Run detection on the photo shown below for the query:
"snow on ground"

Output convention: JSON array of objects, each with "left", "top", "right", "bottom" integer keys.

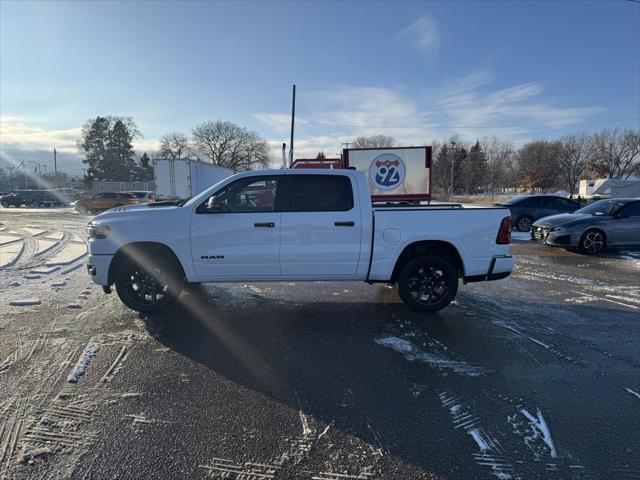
[
  {"left": 45, "top": 241, "right": 87, "bottom": 266},
  {"left": 43, "top": 231, "right": 64, "bottom": 241},
  {"left": 8, "top": 298, "right": 41, "bottom": 307},
  {"left": 22, "top": 227, "right": 47, "bottom": 237},
  {"left": 0, "top": 233, "right": 22, "bottom": 246},
  {"left": 626, "top": 388, "right": 640, "bottom": 400},
  {"left": 35, "top": 238, "right": 59, "bottom": 255},
  {"left": 67, "top": 342, "right": 101, "bottom": 383},
  {"left": 511, "top": 231, "right": 532, "bottom": 241},
  {"left": 0, "top": 241, "right": 25, "bottom": 268},
  {"left": 30, "top": 266, "right": 61, "bottom": 275},
  {"left": 374, "top": 335, "right": 487, "bottom": 377}
]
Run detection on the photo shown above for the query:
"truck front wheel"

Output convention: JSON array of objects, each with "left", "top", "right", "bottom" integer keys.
[
  {"left": 114, "top": 256, "right": 183, "bottom": 313},
  {"left": 397, "top": 254, "right": 458, "bottom": 313}
]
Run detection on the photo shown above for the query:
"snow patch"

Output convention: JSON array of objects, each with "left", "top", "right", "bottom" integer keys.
[
  {"left": 67, "top": 342, "right": 100, "bottom": 383},
  {"left": 468, "top": 428, "right": 490, "bottom": 451},
  {"left": 9, "top": 298, "right": 41, "bottom": 307},
  {"left": 30, "top": 266, "right": 60, "bottom": 275},
  {"left": 0, "top": 241, "right": 24, "bottom": 268},
  {"left": 35, "top": 238, "right": 58, "bottom": 255},
  {"left": 625, "top": 388, "right": 640, "bottom": 400},
  {"left": 511, "top": 231, "right": 532, "bottom": 241},
  {"left": 519, "top": 408, "right": 557, "bottom": 458},
  {"left": 45, "top": 241, "right": 87, "bottom": 266},
  {"left": 375, "top": 336, "right": 486, "bottom": 376}
]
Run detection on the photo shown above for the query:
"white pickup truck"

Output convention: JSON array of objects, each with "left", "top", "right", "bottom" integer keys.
[{"left": 86, "top": 169, "right": 514, "bottom": 314}]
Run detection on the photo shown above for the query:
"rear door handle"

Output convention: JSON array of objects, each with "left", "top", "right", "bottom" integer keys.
[
  {"left": 254, "top": 222, "right": 275, "bottom": 228},
  {"left": 334, "top": 221, "right": 355, "bottom": 227}
]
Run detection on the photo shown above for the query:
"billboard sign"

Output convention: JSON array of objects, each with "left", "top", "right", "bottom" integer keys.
[{"left": 344, "top": 146, "right": 431, "bottom": 201}]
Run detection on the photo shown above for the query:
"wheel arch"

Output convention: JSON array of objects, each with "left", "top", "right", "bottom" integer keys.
[
  {"left": 389, "top": 240, "right": 464, "bottom": 284},
  {"left": 108, "top": 241, "right": 186, "bottom": 285}
]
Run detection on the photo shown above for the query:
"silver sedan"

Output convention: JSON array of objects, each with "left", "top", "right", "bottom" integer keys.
[{"left": 531, "top": 198, "right": 640, "bottom": 254}]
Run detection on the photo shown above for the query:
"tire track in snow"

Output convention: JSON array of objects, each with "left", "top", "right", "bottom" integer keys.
[{"left": 438, "top": 390, "right": 591, "bottom": 480}]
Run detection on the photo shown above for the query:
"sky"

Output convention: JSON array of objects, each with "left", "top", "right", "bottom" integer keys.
[{"left": 1, "top": 0, "right": 639, "bottom": 175}]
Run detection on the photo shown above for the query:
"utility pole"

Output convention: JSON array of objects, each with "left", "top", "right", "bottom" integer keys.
[
  {"left": 53, "top": 148, "right": 57, "bottom": 176},
  {"left": 289, "top": 84, "right": 296, "bottom": 167},
  {"left": 340, "top": 142, "right": 351, "bottom": 150},
  {"left": 449, "top": 140, "right": 456, "bottom": 200}
]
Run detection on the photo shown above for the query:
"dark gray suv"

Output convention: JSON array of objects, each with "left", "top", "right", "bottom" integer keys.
[{"left": 499, "top": 195, "right": 580, "bottom": 232}]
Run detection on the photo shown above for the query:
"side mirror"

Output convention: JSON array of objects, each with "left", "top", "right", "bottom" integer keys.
[{"left": 206, "top": 196, "right": 229, "bottom": 213}]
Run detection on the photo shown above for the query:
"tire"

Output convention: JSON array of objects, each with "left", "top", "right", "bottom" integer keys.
[
  {"left": 516, "top": 215, "right": 534, "bottom": 232},
  {"left": 396, "top": 254, "right": 459, "bottom": 313},
  {"left": 579, "top": 229, "right": 606, "bottom": 255},
  {"left": 0, "top": 201, "right": 8, "bottom": 208},
  {"left": 114, "top": 256, "right": 184, "bottom": 313}
]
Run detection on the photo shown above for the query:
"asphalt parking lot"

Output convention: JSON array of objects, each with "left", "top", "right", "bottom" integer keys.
[{"left": 1, "top": 207, "right": 639, "bottom": 480}]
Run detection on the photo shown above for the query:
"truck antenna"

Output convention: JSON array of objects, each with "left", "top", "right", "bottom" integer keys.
[{"left": 289, "top": 84, "right": 296, "bottom": 167}]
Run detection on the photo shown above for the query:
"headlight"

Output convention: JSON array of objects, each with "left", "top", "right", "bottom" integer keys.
[{"left": 87, "top": 223, "right": 111, "bottom": 239}]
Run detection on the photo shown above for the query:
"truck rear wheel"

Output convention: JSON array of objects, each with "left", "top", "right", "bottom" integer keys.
[
  {"left": 114, "top": 256, "right": 183, "bottom": 313},
  {"left": 397, "top": 254, "right": 458, "bottom": 313}
]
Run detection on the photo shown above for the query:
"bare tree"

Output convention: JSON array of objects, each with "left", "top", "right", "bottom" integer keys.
[
  {"left": 557, "top": 133, "right": 592, "bottom": 196},
  {"left": 159, "top": 132, "right": 189, "bottom": 160},
  {"left": 589, "top": 128, "right": 640, "bottom": 179},
  {"left": 482, "top": 137, "right": 514, "bottom": 197},
  {"left": 517, "top": 139, "right": 562, "bottom": 191},
  {"left": 191, "top": 121, "right": 271, "bottom": 172},
  {"left": 351, "top": 135, "right": 396, "bottom": 149}
]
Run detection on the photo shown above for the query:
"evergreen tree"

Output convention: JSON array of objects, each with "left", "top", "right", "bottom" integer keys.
[
  {"left": 138, "top": 152, "right": 153, "bottom": 181},
  {"left": 78, "top": 116, "right": 141, "bottom": 182},
  {"left": 464, "top": 140, "right": 488, "bottom": 194},
  {"left": 107, "top": 120, "right": 137, "bottom": 180},
  {"left": 79, "top": 116, "right": 110, "bottom": 182},
  {"left": 316, "top": 151, "right": 326, "bottom": 160}
]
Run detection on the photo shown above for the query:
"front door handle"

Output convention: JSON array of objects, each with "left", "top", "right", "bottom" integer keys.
[
  {"left": 335, "top": 221, "right": 355, "bottom": 227},
  {"left": 254, "top": 222, "right": 275, "bottom": 228}
]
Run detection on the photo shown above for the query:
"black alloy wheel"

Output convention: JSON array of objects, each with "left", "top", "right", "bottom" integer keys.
[
  {"left": 115, "top": 257, "right": 183, "bottom": 313},
  {"left": 397, "top": 254, "right": 458, "bottom": 313}
]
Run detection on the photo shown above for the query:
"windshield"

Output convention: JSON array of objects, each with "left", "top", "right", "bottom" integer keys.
[{"left": 575, "top": 200, "right": 627, "bottom": 216}]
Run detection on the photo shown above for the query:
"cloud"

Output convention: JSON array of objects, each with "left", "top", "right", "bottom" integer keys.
[
  {"left": 0, "top": 116, "right": 81, "bottom": 154},
  {"left": 255, "top": 70, "right": 605, "bottom": 157},
  {"left": 0, "top": 116, "right": 162, "bottom": 174},
  {"left": 401, "top": 15, "right": 439, "bottom": 54}
]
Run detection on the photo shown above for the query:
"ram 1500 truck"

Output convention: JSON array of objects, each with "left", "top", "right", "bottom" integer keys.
[{"left": 86, "top": 169, "right": 514, "bottom": 314}]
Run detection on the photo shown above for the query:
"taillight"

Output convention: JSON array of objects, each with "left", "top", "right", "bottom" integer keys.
[{"left": 496, "top": 216, "right": 512, "bottom": 244}]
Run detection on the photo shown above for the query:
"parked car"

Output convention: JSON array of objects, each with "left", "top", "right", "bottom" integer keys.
[
  {"left": 0, "top": 190, "right": 66, "bottom": 208},
  {"left": 126, "top": 191, "right": 156, "bottom": 203},
  {"left": 86, "top": 169, "right": 514, "bottom": 314},
  {"left": 498, "top": 195, "right": 580, "bottom": 232},
  {"left": 532, "top": 198, "right": 640, "bottom": 254},
  {"left": 74, "top": 192, "right": 139, "bottom": 213}
]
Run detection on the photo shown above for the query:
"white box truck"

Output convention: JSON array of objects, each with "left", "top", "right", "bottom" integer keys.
[{"left": 154, "top": 158, "right": 232, "bottom": 200}]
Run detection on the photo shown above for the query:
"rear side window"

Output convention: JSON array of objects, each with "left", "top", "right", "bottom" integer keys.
[
  {"left": 117, "top": 193, "right": 137, "bottom": 199},
  {"left": 517, "top": 197, "right": 538, "bottom": 207},
  {"left": 289, "top": 175, "right": 354, "bottom": 212},
  {"left": 618, "top": 201, "right": 640, "bottom": 217}
]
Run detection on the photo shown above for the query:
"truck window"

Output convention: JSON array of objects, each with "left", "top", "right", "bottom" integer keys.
[
  {"left": 289, "top": 175, "right": 354, "bottom": 212},
  {"left": 198, "top": 176, "right": 280, "bottom": 213}
]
